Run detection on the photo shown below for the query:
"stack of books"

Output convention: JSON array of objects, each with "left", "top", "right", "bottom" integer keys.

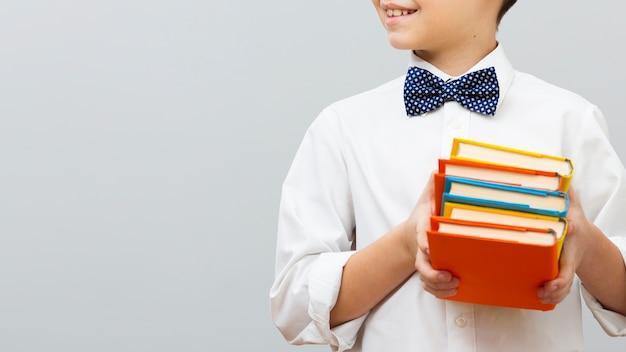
[{"left": 427, "top": 138, "right": 574, "bottom": 310}]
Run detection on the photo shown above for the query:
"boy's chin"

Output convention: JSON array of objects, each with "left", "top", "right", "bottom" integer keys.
[
  {"left": 386, "top": 35, "right": 422, "bottom": 51},
  {"left": 387, "top": 40, "right": 418, "bottom": 51}
]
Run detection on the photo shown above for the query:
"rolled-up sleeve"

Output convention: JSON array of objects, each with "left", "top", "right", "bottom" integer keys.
[
  {"left": 581, "top": 237, "right": 626, "bottom": 336},
  {"left": 571, "top": 106, "right": 626, "bottom": 336},
  {"left": 270, "top": 108, "right": 367, "bottom": 351}
]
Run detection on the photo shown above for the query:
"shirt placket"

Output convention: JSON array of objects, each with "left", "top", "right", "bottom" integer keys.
[
  {"left": 439, "top": 101, "right": 475, "bottom": 351},
  {"left": 445, "top": 301, "right": 477, "bottom": 351},
  {"left": 439, "top": 101, "right": 471, "bottom": 157}
]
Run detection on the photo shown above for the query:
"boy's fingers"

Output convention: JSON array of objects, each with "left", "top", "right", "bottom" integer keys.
[
  {"left": 416, "top": 249, "right": 459, "bottom": 296},
  {"left": 413, "top": 172, "right": 460, "bottom": 298},
  {"left": 540, "top": 277, "right": 573, "bottom": 304},
  {"left": 539, "top": 253, "right": 576, "bottom": 304}
]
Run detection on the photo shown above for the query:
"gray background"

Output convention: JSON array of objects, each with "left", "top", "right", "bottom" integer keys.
[{"left": 0, "top": 1, "right": 624, "bottom": 351}]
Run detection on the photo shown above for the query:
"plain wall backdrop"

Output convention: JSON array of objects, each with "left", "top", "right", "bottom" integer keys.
[{"left": 0, "top": 1, "right": 625, "bottom": 351}]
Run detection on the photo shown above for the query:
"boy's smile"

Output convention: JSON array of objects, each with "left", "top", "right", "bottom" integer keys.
[
  {"left": 377, "top": 2, "right": 419, "bottom": 31},
  {"left": 380, "top": 2, "right": 418, "bottom": 23},
  {"left": 385, "top": 8, "right": 417, "bottom": 17},
  {"left": 384, "top": 8, "right": 418, "bottom": 27},
  {"left": 371, "top": 0, "right": 500, "bottom": 75}
]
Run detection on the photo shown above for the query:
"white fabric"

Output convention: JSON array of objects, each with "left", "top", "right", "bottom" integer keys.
[{"left": 270, "top": 45, "right": 626, "bottom": 352}]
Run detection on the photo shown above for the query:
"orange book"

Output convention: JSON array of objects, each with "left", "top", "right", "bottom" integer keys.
[
  {"left": 442, "top": 202, "right": 567, "bottom": 255},
  {"left": 433, "top": 172, "right": 449, "bottom": 216},
  {"left": 438, "top": 158, "right": 564, "bottom": 190},
  {"left": 450, "top": 138, "right": 574, "bottom": 192},
  {"left": 427, "top": 216, "right": 559, "bottom": 311}
]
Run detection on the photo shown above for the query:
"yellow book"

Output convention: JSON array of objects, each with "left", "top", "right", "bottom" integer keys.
[
  {"left": 450, "top": 138, "right": 574, "bottom": 191},
  {"left": 442, "top": 202, "right": 567, "bottom": 255}
]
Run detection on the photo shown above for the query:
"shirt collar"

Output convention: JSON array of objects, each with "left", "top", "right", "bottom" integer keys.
[{"left": 407, "top": 44, "right": 514, "bottom": 111}]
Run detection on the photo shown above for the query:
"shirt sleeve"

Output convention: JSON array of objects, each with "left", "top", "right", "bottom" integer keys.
[
  {"left": 569, "top": 106, "right": 626, "bottom": 335},
  {"left": 581, "top": 238, "right": 626, "bottom": 336},
  {"left": 269, "top": 108, "right": 367, "bottom": 351}
]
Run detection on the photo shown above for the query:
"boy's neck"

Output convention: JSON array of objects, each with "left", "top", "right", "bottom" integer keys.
[{"left": 414, "top": 39, "right": 498, "bottom": 77}]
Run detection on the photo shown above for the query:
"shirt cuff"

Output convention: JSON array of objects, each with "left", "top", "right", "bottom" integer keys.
[
  {"left": 580, "top": 236, "right": 626, "bottom": 337},
  {"left": 308, "top": 251, "right": 369, "bottom": 352}
]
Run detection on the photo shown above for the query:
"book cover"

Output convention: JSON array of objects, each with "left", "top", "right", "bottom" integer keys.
[
  {"left": 442, "top": 176, "right": 570, "bottom": 218},
  {"left": 450, "top": 138, "right": 574, "bottom": 191},
  {"left": 427, "top": 216, "right": 559, "bottom": 310}
]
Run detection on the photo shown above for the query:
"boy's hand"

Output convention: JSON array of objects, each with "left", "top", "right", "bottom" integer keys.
[
  {"left": 538, "top": 188, "right": 596, "bottom": 305},
  {"left": 406, "top": 173, "right": 459, "bottom": 298}
]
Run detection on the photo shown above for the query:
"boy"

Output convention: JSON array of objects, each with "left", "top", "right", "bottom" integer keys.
[{"left": 270, "top": 0, "right": 626, "bottom": 351}]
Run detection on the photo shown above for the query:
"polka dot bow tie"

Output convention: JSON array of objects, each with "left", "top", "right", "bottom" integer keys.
[{"left": 403, "top": 66, "right": 500, "bottom": 116}]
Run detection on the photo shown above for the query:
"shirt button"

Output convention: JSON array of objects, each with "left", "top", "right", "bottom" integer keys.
[
  {"left": 455, "top": 316, "right": 467, "bottom": 328},
  {"left": 451, "top": 120, "right": 462, "bottom": 129}
]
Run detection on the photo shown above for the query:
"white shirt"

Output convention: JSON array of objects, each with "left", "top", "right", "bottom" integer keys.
[{"left": 270, "top": 45, "right": 626, "bottom": 352}]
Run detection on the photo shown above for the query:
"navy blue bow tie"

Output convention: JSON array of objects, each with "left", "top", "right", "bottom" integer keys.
[{"left": 403, "top": 66, "right": 500, "bottom": 116}]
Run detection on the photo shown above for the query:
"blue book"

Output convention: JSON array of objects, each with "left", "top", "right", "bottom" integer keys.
[{"left": 442, "top": 176, "right": 569, "bottom": 218}]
